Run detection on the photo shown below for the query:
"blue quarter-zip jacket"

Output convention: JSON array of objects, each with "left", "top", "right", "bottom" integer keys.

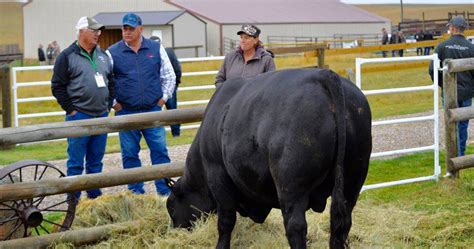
[{"left": 108, "top": 38, "right": 162, "bottom": 110}]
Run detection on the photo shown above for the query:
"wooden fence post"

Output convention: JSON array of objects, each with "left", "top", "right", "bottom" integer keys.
[
  {"left": 443, "top": 59, "right": 459, "bottom": 177},
  {"left": 317, "top": 47, "right": 325, "bottom": 69},
  {"left": 1, "top": 64, "right": 14, "bottom": 150}
]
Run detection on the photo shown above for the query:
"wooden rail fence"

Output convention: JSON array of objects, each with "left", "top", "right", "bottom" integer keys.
[
  {"left": 442, "top": 57, "right": 474, "bottom": 177},
  {"left": 0, "top": 106, "right": 202, "bottom": 247}
]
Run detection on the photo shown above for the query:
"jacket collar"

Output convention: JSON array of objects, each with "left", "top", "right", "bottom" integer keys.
[
  {"left": 238, "top": 45, "right": 267, "bottom": 61},
  {"left": 121, "top": 36, "right": 151, "bottom": 52}
]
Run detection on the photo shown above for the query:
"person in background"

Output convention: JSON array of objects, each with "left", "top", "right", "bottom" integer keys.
[
  {"left": 415, "top": 29, "right": 424, "bottom": 56},
  {"left": 423, "top": 31, "right": 434, "bottom": 55},
  {"left": 150, "top": 36, "right": 182, "bottom": 137},
  {"left": 38, "top": 44, "right": 46, "bottom": 65},
  {"left": 381, "top": 27, "right": 389, "bottom": 58},
  {"left": 215, "top": 24, "right": 275, "bottom": 87},
  {"left": 397, "top": 31, "right": 406, "bottom": 57},
  {"left": 51, "top": 16, "right": 114, "bottom": 201},
  {"left": 389, "top": 30, "right": 399, "bottom": 57},
  {"left": 429, "top": 16, "right": 474, "bottom": 157},
  {"left": 46, "top": 43, "right": 54, "bottom": 65},
  {"left": 107, "top": 13, "right": 176, "bottom": 196},
  {"left": 52, "top": 40, "right": 61, "bottom": 64}
]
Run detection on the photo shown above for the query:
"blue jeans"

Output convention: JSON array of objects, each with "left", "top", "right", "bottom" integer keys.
[
  {"left": 457, "top": 98, "right": 472, "bottom": 156},
  {"left": 165, "top": 87, "right": 181, "bottom": 137},
  {"left": 66, "top": 111, "right": 108, "bottom": 200},
  {"left": 116, "top": 105, "right": 171, "bottom": 196}
]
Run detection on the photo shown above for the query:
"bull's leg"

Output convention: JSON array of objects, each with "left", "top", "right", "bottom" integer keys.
[
  {"left": 280, "top": 196, "right": 309, "bottom": 249},
  {"left": 206, "top": 162, "right": 239, "bottom": 249},
  {"left": 216, "top": 208, "right": 236, "bottom": 249},
  {"left": 329, "top": 159, "right": 369, "bottom": 249},
  {"left": 329, "top": 197, "right": 352, "bottom": 249}
]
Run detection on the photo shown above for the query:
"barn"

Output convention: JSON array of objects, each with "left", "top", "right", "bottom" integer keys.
[
  {"left": 93, "top": 11, "right": 207, "bottom": 57},
  {"left": 22, "top": 0, "right": 206, "bottom": 58},
  {"left": 167, "top": 0, "right": 391, "bottom": 55},
  {"left": 22, "top": 0, "right": 390, "bottom": 58}
]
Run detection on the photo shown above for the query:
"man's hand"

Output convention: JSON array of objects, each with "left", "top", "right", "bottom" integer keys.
[
  {"left": 113, "top": 102, "right": 122, "bottom": 112},
  {"left": 158, "top": 99, "right": 166, "bottom": 106},
  {"left": 69, "top": 110, "right": 77, "bottom": 116}
]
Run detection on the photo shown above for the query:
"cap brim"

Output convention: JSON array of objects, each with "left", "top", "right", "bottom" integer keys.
[
  {"left": 90, "top": 24, "right": 105, "bottom": 30},
  {"left": 123, "top": 22, "right": 139, "bottom": 28},
  {"left": 237, "top": 31, "right": 257, "bottom": 37}
]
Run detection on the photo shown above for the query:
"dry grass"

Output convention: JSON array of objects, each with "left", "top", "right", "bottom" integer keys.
[{"left": 53, "top": 176, "right": 473, "bottom": 248}]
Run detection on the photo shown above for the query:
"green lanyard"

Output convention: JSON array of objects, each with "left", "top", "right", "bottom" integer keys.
[{"left": 77, "top": 42, "right": 98, "bottom": 72}]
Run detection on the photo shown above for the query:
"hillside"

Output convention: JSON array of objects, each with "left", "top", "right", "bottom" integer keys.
[{"left": 356, "top": 4, "right": 474, "bottom": 24}]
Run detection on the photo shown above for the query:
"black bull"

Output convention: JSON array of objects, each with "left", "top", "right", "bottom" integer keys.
[{"left": 167, "top": 68, "right": 372, "bottom": 249}]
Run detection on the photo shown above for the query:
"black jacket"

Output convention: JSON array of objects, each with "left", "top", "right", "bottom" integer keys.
[
  {"left": 429, "top": 34, "right": 474, "bottom": 101},
  {"left": 165, "top": 47, "right": 182, "bottom": 85},
  {"left": 38, "top": 48, "right": 46, "bottom": 61}
]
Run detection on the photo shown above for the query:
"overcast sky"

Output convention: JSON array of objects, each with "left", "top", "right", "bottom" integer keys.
[{"left": 341, "top": 0, "right": 473, "bottom": 4}]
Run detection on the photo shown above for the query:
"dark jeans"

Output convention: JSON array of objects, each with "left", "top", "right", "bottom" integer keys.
[
  {"left": 66, "top": 111, "right": 108, "bottom": 200},
  {"left": 165, "top": 87, "right": 180, "bottom": 137},
  {"left": 416, "top": 47, "right": 423, "bottom": 55},
  {"left": 424, "top": 47, "right": 431, "bottom": 55}
]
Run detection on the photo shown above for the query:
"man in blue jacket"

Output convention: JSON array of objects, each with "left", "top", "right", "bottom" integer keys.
[
  {"left": 107, "top": 13, "right": 176, "bottom": 196},
  {"left": 51, "top": 16, "right": 114, "bottom": 200}
]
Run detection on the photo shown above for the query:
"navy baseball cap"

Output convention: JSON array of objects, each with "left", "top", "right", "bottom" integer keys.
[
  {"left": 122, "top": 13, "right": 142, "bottom": 28},
  {"left": 447, "top": 16, "right": 467, "bottom": 29}
]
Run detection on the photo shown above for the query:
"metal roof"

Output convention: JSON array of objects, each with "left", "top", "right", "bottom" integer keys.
[
  {"left": 167, "top": 0, "right": 389, "bottom": 24},
  {"left": 93, "top": 10, "right": 186, "bottom": 26}
]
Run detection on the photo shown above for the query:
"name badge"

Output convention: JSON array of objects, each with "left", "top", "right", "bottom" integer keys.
[{"left": 95, "top": 72, "right": 106, "bottom": 88}]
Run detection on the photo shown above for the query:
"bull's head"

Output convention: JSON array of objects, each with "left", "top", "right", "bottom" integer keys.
[{"left": 166, "top": 178, "right": 216, "bottom": 228}]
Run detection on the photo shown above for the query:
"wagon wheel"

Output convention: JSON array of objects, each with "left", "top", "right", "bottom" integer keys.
[{"left": 0, "top": 160, "right": 77, "bottom": 240}]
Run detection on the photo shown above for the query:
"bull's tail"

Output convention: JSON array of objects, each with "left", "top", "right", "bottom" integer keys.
[{"left": 321, "top": 70, "right": 349, "bottom": 249}]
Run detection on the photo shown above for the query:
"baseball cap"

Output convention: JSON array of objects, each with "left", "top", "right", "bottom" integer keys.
[
  {"left": 447, "top": 16, "right": 467, "bottom": 29},
  {"left": 76, "top": 16, "right": 104, "bottom": 30},
  {"left": 122, "top": 13, "right": 142, "bottom": 28},
  {"left": 237, "top": 24, "right": 261, "bottom": 37}
]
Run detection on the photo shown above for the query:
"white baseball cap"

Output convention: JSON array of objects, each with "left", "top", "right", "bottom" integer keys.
[{"left": 76, "top": 16, "right": 104, "bottom": 30}]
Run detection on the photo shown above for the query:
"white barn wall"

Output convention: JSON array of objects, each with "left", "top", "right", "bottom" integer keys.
[
  {"left": 142, "top": 25, "right": 173, "bottom": 46},
  {"left": 169, "top": 12, "right": 206, "bottom": 58},
  {"left": 205, "top": 22, "right": 221, "bottom": 56},
  {"left": 23, "top": 0, "right": 179, "bottom": 58}
]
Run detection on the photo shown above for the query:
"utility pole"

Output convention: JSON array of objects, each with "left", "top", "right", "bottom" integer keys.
[{"left": 400, "top": 0, "right": 404, "bottom": 23}]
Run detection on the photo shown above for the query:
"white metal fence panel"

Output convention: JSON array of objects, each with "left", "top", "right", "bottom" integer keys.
[
  {"left": 11, "top": 58, "right": 220, "bottom": 129},
  {"left": 356, "top": 54, "right": 441, "bottom": 192}
]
